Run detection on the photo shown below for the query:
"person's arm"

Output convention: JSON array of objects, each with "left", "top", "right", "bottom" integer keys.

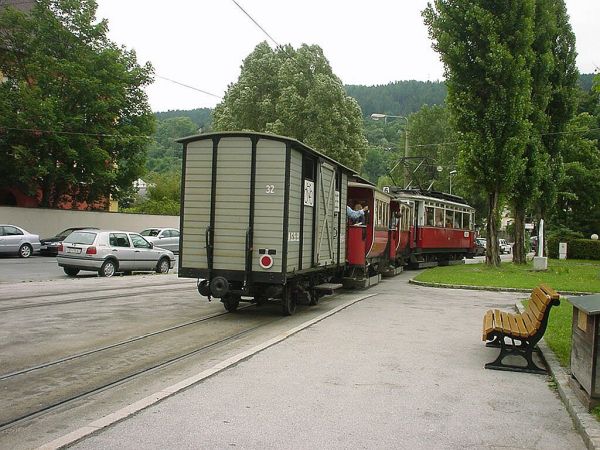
[{"left": 346, "top": 205, "right": 364, "bottom": 220}]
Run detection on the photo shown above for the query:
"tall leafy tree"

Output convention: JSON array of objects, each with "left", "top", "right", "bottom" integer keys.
[
  {"left": 424, "top": 0, "right": 535, "bottom": 266},
  {"left": 212, "top": 42, "right": 368, "bottom": 170},
  {"left": 510, "top": 0, "right": 555, "bottom": 264},
  {"left": 0, "top": 0, "right": 154, "bottom": 208},
  {"left": 535, "top": 0, "right": 579, "bottom": 229}
]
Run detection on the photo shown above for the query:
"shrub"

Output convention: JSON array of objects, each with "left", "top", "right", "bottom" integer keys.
[{"left": 548, "top": 237, "right": 600, "bottom": 260}]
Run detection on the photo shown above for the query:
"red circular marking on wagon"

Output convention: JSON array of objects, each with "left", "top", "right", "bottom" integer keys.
[{"left": 259, "top": 254, "right": 274, "bottom": 269}]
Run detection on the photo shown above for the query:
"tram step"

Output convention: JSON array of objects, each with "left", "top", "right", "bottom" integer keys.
[{"left": 315, "top": 283, "right": 343, "bottom": 294}]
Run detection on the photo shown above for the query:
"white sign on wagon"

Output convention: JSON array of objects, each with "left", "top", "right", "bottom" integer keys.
[{"left": 304, "top": 180, "right": 314, "bottom": 207}]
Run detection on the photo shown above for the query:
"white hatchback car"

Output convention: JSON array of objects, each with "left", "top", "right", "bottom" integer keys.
[
  {"left": 140, "top": 227, "right": 180, "bottom": 253},
  {"left": 56, "top": 229, "right": 175, "bottom": 277}
]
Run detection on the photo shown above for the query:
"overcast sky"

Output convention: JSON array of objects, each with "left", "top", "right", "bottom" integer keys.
[{"left": 95, "top": 0, "right": 599, "bottom": 113}]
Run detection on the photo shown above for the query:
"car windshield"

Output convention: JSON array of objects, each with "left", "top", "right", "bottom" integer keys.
[
  {"left": 63, "top": 231, "right": 97, "bottom": 245},
  {"left": 140, "top": 229, "right": 160, "bottom": 237}
]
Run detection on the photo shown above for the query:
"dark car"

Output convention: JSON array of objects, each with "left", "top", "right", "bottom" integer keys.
[
  {"left": 40, "top": 227, "right": 99, "bottom": 256},
  {"left": 474, "top": 237, "right": 486, "bottom": 256}
]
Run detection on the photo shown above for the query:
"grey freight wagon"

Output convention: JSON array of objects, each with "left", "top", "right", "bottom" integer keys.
[{"left": 177, "top": 132, "right": 355, "bottom": 315}]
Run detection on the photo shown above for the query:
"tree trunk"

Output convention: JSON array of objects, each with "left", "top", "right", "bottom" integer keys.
[
  {"left": 486, "top": 190, "right": 501, "bottom": 267},
  {"left": 512, "top": 206, "right": 527, "bottom": 264}
]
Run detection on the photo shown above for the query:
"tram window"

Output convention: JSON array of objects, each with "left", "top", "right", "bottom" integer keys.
[
  {"left": 445, "top": 209, "right": 453, "bottom": 227},
  {"left": 454, "top": 211, "right": 461, "bottom": 228},
  {"left": 425, "top": 207, "right": 434, "bottom": 226},
  {"left": 463, "top": 212, "right": 471, "bottom": 229},
  {"left": 435, "top": 208, "right": 443, "bottom": 227}
]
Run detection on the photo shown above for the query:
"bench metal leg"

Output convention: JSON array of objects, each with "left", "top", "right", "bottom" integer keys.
[{"left": 484, "top": 334, "right": 546, "bottom": 375}]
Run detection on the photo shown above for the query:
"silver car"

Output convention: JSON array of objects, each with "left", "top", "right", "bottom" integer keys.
[
  {"left": 0, "top": 224, "right": 41, "bottom": 258},
  {"left": 140, "top": 227, "right": 180, "bottom": 253},
  {"left": 56, "top": 229, "right": 175, "bottom": 277}
]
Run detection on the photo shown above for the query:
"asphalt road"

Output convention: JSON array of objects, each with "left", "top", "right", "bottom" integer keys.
[
  {"left": 0, "top": 254, "right": 513, "bottom": 284},
  {"left": 0, "top": 255, "right": 179, "bottom": 284}
]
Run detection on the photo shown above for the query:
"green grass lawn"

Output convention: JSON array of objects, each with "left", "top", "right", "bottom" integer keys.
[
  {"left": 414, "top": 259, "right": 600, "bottom": 369},
  {"left": 413, "top": 258, "right": 600, "bottom": 293}
]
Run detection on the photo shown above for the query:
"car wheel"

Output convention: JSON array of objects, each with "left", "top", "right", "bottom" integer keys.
[
  {"left": 63, "top": 267, "right": 80, "bottom": 277},
  {"left": 99, "top": 260, "right": 117, "bottom": 277},
  {"left": 18, "top": 243, "right": 33, "bottom": 258},
  {"left": 156, "top": 257, "right": 170, "bottom": 274}
]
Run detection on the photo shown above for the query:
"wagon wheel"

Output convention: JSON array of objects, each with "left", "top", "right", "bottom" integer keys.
[
  {"left": 222, "top": 294, "right": 240, "bottom": 313},
  {"left": 308, "top": 287, "right": 319, "bottom": 306},
  {"left": 281, "top": 284, "right": 297, "bottom": 316}
]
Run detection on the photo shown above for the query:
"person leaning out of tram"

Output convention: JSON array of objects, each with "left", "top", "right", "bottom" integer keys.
[{"left": 346, "top": 203, "right": 368, "bottom": 225}]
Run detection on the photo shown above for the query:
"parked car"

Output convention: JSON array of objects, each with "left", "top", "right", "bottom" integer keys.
[
  {"left": 0, "top": 224, "right": 41, "bottom": 258},
  {"left": 474, "top": 237, "right": 486, "bottom": 256},
  {"left": 40, "top": 227, "right": 99, "bottom": 256},
  {"left": 56, "top": 229, "right": 175, "bottom": 277},
  {"left": 140, "top": 227, "right": 180, "bottom": 253},
  {"left": 498, "top": 238, "right": 512, "bottom": 254}
]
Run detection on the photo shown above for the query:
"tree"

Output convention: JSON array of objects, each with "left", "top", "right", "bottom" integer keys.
[
  {"left": 424, "top": 0, "right": 535, "bottom": 266},
  {"left": 146, "top": 117, "right": 198, "bottom": 173},
  {"left": 212, "top": 42, "right": 368, "bottom": 170},
  {"left": 553, "top": 113, "right": 600, "bottom": 235},
  {"left": 0, "top": 0, "right": 154, "bottom": 208},
  {"left": 509, "top": 0, "right": 556, "bottom": 264},
  {"left": 533, "top": 0, "right": 579, "bottom": 253},
  {"left": 124, "top": 171, "right": 181, "bottom": 216}
]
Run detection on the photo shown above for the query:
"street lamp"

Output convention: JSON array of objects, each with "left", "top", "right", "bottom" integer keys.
[
  {"left": 449, "top": 170, "right": 457, "bottom": 195},
  {"left": 371, "top": 113, "right": 409, "bottom": 183}
]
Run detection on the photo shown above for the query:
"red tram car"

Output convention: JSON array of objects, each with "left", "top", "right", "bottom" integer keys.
[{"left": 344, "top": 182, "right": 477, "bottom": 286}]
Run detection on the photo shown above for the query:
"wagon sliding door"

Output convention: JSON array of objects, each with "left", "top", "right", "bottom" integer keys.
[{"left": 315, "top": 162, "right": 338, "bottom": 266}]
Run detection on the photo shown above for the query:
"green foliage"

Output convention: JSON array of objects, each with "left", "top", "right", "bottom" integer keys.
[
  {"left": 553, "top": 113, "right": 600, "bottom": 235},
  {"left": 345, "top": 81, "right": 447, "bottom": 117},
  {"left": 212, "top": 42, "right": 368, "bottom": 171},
  {"left": 124, "top": 171, "right": 181, "bottom": 216},
  {"left": 154, "top": 108, "right": 212, "bottom": 130},
  {"left": 424, "top": 0, "right": 536, "bottom": 266},
  {"left": 0, "top": 0, "right": 154, "bottom": 207},
  {"left": 547, "top": 238, "right": 600, "bottom": 260},
  {"left": 146, "top": 117, "right": 197, "bottom": 173}
]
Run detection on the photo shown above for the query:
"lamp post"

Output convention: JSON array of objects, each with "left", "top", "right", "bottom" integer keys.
[
  {"left": 371, "top": 113, "right": 409, "bottom": 185},
  {"left": 449, "top": 170, "right": 457, "bottom": 195}
]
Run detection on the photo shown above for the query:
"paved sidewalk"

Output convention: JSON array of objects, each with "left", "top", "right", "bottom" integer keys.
[{"left": 69, "top": 275, "right": 584, "bottom": 449}]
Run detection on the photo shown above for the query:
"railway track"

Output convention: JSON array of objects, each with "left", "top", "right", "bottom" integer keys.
[
  {"left": 0, "top": 279, "right": 197, "bottom": 311},
  {"left": 0, "top": 304, "right": 281, "bottom": 431}
]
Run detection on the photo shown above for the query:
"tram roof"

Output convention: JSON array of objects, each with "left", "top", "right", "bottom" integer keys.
[
  {"left": 388, "top": 187, "right": 474, "bottom": 209},
  {"left": 177, "top": 131, "right": 357, "bottom": 175}
]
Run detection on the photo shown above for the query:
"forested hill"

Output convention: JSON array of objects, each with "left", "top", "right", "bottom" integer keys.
[
  {"left": 155, "top": 108, "right": 213, "bottom": 129},
  {"left": 152, "top": 74, "right": 594, "bottom": 122},
  {"left": 345, "top": 80, "right": 447, "bottom": 117}
]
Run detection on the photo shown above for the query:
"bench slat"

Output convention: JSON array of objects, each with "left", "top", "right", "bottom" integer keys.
[
  {"left": 483, "top": 310, "right": 494, "bottom": 340},
  {"left": 527, "top": 298, "right": 544, "bottom": 322},
  {"left": 523, "top": 310, "right": 541, "bottom": 332},
  {"left": 531, "top": 289, "right": 549, "bottom": 312},
  {"left": 539, "top": 283, "right": 560, "bottom": 301},
  {"left": 515, "top": 315, "right": 529, "bottom": 336}
]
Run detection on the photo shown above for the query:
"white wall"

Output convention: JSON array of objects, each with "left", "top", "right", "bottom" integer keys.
[{"left": 0, "top": 206, "right": 179, "bottom": 237}]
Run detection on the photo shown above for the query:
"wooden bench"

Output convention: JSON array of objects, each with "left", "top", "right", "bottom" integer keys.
[{"left": 482, "top": 284, "right": 560, "bottom": 374}]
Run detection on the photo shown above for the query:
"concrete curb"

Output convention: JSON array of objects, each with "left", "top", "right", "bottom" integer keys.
[
  {"left": 409, "top": 279, "right": 594, "bottom": 296},
  {"left": 36, "top": 293, "right": 378, "bottom": 450}
]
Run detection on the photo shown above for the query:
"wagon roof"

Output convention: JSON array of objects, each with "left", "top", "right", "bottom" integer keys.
[{"left": 177, "top": 131, "right": 357, "bottom": 174}]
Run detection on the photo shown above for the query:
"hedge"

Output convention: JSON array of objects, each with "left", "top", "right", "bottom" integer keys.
[{"left": 547, "top": 237, "right": 600, "bottom": 260}]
